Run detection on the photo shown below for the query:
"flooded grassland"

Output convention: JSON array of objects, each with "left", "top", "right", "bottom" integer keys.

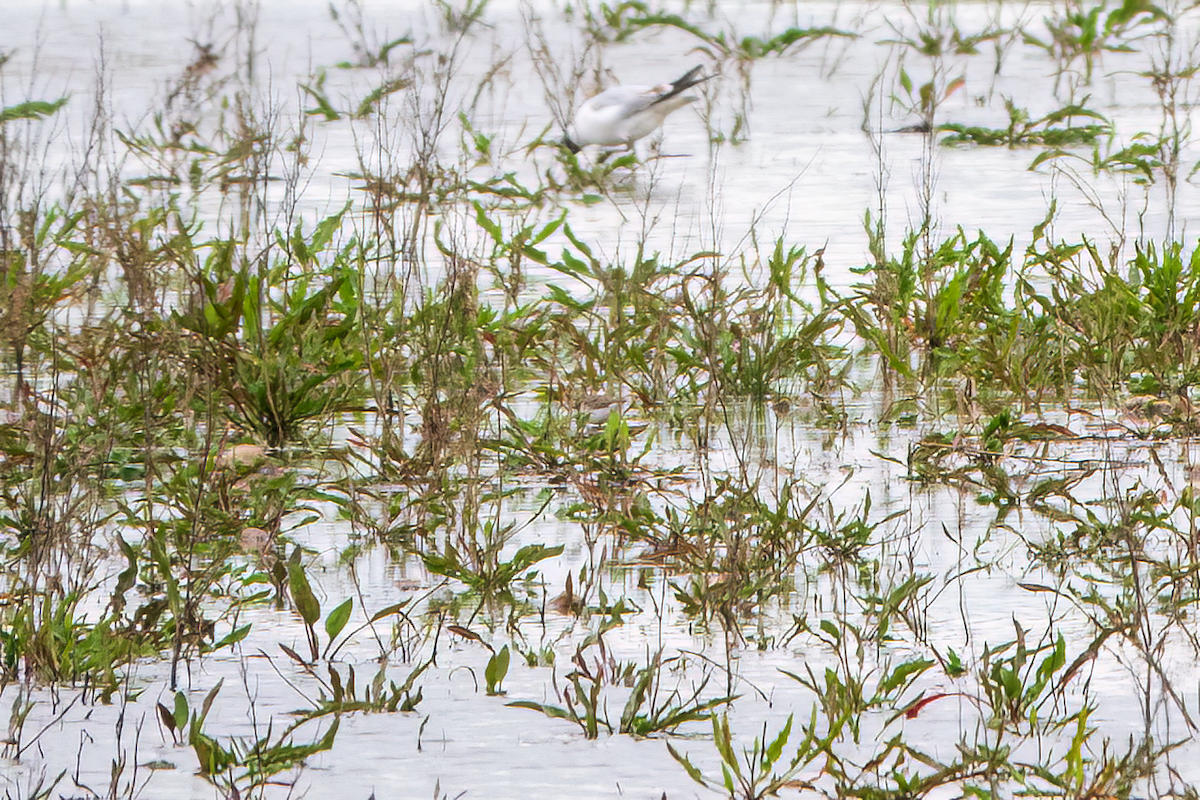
[{"left": 3, "top": 0, "right": 1200, "bottom": 797}]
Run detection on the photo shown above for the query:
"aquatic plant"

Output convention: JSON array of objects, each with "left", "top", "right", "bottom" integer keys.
[
  {"left": 167, "top": 680, "right": 341, "bottom": 796},
  {"left": 940, "top": 99, "right": 1111, "bottom": 151},
  {"left": 669, "top": 711, "right": 840, "bottom": 800},
  {"left": 3, "top": 0, "right": 1200, "bottom": 797},
  {"left": 1024, "top": 0, "right": 1169, "bottom": 90},
  {"left": 509, "top": 634, "right": 733, "bottom": 739}
]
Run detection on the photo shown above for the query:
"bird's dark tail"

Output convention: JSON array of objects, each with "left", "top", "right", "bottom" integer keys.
[
  {"left": 562, "top": 135, "right": 581, "bottom": 154},
  {"left": 651, "top": 65, "right": 710, "bottom": 105}
]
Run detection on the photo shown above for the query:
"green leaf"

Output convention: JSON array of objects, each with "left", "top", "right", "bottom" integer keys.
[
  {"left": 474, "top": 201, "right": 504, "bottom": 244},
  {"left": 369, "top": 600, "right": 411, "bottom": 622},
  {"left": 765, "top": 714, "right": 793, "bottom": 765},
  {"left": 711, "top": 714, "right": 742, "bottom": 777},
  {"left": 485, "top": 645, "right": 511, "bottom": 695},
  {"left": 173, "top": 692, "right": 189, "bottom": 732},
  {"left": 287, "top": 559, "right": 321, "bottom": 626},
  {"left": 1, "top": 97, "right": 69, "bottom": 124},
  {"left": 667, "top": 741, "right": 709, "bottom": 787},
  {"left": 324, "top": 598, "right": 354, "bottom": 641},
  {"left": 507, "top": 699, "right": 575, "bottom": 720},
  {"left": 210, "top": 624, "right": 252, "bottom": 651},
  {"left": 619, "top": 661, "right": 656, "bottom": 732},
  {"left": 507, "top": 543, "right": 565, "bottom": 573},
  {"left": 878, "top": 658, "right": 935, "bottom": 695},
  {"left": 189, "top": 678, "right": 224, "bottom": 740},
  {"left": 530, "top": 213, "right": 566, "bottom": 245},
  {"left": 354, "top": 76, "right": 411, "bottom": 117}
]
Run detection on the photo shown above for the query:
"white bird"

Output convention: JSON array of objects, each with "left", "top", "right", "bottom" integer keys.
[{"left": 563, "top": 65, "right": 709, "bottom": 153}]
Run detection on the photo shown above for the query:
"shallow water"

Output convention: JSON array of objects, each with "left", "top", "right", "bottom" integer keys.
[{"left": 4, "top": 0, "right": 1200, "bottom": 798}]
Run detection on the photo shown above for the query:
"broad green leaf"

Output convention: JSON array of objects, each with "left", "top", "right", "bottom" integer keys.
[
  {"left": 324, "top": 598, "right": 353, "bottom": 641},
  {"left": 288, "top": 560, "right": 321, "bottom": 626},
  {"left": 173, "top": 692, "right": 189, "bottom": 732},
  {"left": 485, "top": 645, "right": 510, "bottom": 695}
]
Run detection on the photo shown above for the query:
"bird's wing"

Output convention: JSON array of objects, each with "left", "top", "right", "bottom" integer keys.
[{"left": 582, "top": 85, "right": 660, "bottom": 115}]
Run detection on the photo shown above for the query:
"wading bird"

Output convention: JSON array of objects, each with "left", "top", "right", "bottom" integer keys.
[{"left": 563, "top": 65, "right": 709, "bottom": 153}]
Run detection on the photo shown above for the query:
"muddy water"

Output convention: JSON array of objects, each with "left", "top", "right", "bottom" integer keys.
[{"left": 4, "top": 0, "right": 1200, "bottom": 798}]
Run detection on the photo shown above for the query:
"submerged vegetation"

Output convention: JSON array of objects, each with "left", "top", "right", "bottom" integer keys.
[{"left": 2, "top": 0, "right": 1200, "bottom": 797}]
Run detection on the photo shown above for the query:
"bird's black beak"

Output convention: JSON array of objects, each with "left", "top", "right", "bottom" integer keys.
[{"left": 562, "top": 135, "right": 581, "bottom": 154}]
